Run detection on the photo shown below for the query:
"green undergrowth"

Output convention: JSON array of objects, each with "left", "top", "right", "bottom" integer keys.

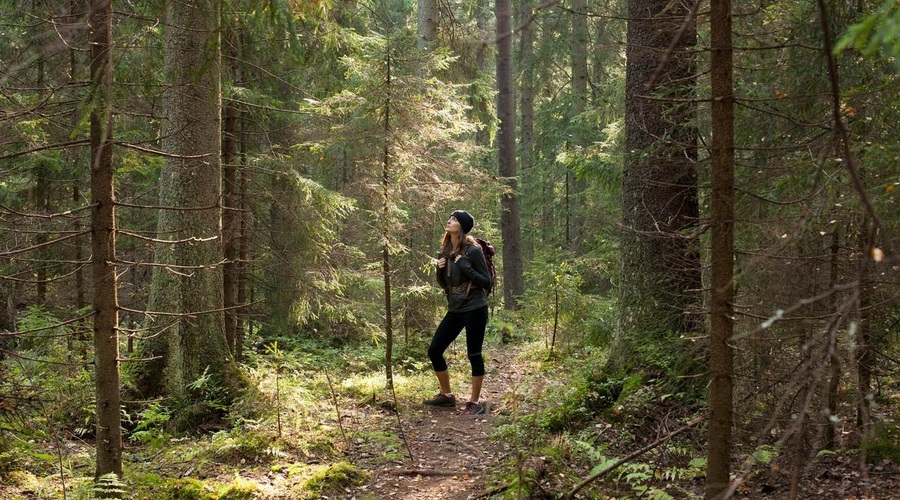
[
  {"left": 0, "top": 321, "right": 512, "bottom": 498},
  {"left": 487, "top": 338, "right": 706, "bottom": 499},
  {"left": 863, "top": 421, "right": 900, "bottom": 463}
]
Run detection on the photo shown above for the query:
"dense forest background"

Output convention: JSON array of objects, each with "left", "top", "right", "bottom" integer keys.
[{"left": 1, "top": 0, "right": 898, "bottom": 499}]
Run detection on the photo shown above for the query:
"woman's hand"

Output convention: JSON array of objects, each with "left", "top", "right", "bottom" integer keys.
[{"left": 437, "top": 257, "right": 447, "bottom": 268}]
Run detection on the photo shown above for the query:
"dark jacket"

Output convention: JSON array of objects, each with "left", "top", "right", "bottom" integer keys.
[{"left": 436, "top": 243, "right": 491, "bottom": 313}]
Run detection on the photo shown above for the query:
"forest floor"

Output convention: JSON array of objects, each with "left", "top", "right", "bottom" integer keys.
[
  {"left": 3, "top": 343, "right": 900, "bottom": 499},
  {"left": 350, "top": 346, "right": 528, "bottom": 500}
]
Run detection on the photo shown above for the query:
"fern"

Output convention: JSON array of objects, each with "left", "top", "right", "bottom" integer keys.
[{"left": 92, "top": 472, "right": 126, "bottom": 499}]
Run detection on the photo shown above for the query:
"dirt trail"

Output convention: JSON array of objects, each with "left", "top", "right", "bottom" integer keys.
[{"left": 357, "top": 347, "right": 527, "bottom": 499}]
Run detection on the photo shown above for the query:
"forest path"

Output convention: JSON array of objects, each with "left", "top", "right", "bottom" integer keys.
[{"left": 355, "top": 346, "right": 528, "bottom": 499}]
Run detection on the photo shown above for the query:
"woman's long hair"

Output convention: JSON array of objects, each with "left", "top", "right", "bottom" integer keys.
[{"left": 440, "top": 232, "right": 476, "bottom": 259}]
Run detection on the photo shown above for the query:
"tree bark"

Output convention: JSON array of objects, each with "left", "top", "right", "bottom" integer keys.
[
  {"left": 612, "top": 0, "right": 701, "bottom": 373},
  {"left": 417, "top": 0, "right": 438, "bottom": 50},
  {"left": 235, "top": 110, "right": 249, "bottom": 363},
  {"left": 824, "top": 223, "right": 841, "bottom": 449},
  {"left": 569, "top": 0, "right": 588, "bottom": 253},
  {"left": 475, "top": 0, "right": 491, "bottom": 148},
  {"left": 518, "top": 0, "right": 534, "bottom": 175},
  {"left": 223, "top": 100, "right": 238, "bottom": 355},
  {"left": 88, "top": 0, "right": 123, "bottom": 482},
  {"left": 140, "top": 0, "right": 235, "bottom": 402},
  {"left": 496, "top": 0, "right": 524, "bottom": 309},
  {"left": 705, "top": 0, "right": 734, "bottom": 497},
  {"left": 382, "top": 48, "right": 395, "bottom": 389}
]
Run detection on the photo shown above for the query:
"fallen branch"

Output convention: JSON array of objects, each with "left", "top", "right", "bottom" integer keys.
[
  {"left": 388, "top": 469, "right": 466, "bottom": 477},
  {"left": 473, "top": 483, "right": 511, "bottom": 499},
  {"left": 566, "top": 416, "right": 704, "bottom": 498}
]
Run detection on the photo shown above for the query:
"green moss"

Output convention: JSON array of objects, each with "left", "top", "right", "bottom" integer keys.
[
  {"left": 159, "top": 478, "right": 216, "bottom": 500},
  {"left": 619, "top": 373, "right": 645, "bottom": 399},
  {"left": 1, "top": 469, "right": 37, "bottom": 488},
  {"left": 297, "top": 461, "right": 369, "bottom": 499},
  {"left": 217, "top": 477, "right": 260, "bottom": 499},
  {"left": 863, "top": 422, "right": 900, "bottom": 463}
]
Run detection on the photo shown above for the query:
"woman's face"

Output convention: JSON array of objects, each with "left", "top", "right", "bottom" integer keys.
[{"left": 446, "top": 216, "right": 461, "bottom": 234}]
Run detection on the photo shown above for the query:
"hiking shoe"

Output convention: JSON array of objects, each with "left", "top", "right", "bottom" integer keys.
[
  {"left": 424, "top": 392, "right": 456, "bottom": 407},
  {"left": 461, "top": 401, "right": 485, "bottom": 415}
]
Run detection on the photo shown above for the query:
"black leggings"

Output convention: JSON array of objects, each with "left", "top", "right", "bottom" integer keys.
[{"left": 427, "top": 306, "right": 488, "bottom": 377}]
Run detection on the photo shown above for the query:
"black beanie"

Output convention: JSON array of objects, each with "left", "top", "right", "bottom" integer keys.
[{"left": 451, "top": 210, "right": 474, "bottom": 234}]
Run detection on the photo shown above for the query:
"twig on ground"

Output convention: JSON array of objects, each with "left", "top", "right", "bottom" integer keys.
[
  {"left": 473, "top": 483, "right": 511, "bottom": 499},
  {"left": 324, "top": 368, "right": 350, "bottom": 453},
  {"left": 389, "top": 468, "right": 466, "bottom": 477},
  {"left": 388, "top": 380, "right": 415, "bottom": 463}
]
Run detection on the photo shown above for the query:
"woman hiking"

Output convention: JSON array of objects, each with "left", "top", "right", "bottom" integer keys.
[{"left": 424, "top": 210, "right": 492, "bottom": 415}]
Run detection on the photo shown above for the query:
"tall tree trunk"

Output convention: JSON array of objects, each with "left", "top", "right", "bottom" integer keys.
[
  {"left": 89, "top": 0, "right": 123, "bottom": 482},
  {"left": 705, "top": 1, "right": 734, "bottom": 497},
  {"left": 496, "top": 0, "right": 524, "bottom": 309},
  {"left": 612, "top": 0, "right": 701, "bottom": 374},
  {"left": 569, "top": 0, "right": 588, "bottom": 253},
  {"left": 824, "top": 222, "right": 841, "bottom": 449},
  {"left": 34, "top": 44, "right": 49, "bottom": 305},
  {"left": 235, "top": 111, "right": 249, "bottom": 363},
  {"left": 223, "top": 100, "right": 238, "bottom": 355},
  {"left": 417, "top": 0, "right": 438, "bottom": 50},
  {"left": 518, "top": 0, "right": 534, "bottom": 260},
  {"left": 475, "top": 0, "right": 490, "bottom": 147},
  {"left": 70, "top": 0, "right": 85, "bottom": 310},
  {"left": 382, "top": 48, "right": 395, "bottom": 389},
  {"left": 518, "top": 0, "right": 534, "bottom": 174},
  {"left": 140, "top": 0, "right": 235, "bottom": 403}
]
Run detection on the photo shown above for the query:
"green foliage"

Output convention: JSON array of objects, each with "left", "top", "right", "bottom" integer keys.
[
  {"left": 750, "top": 444, "right": 779, "bottom": 465},
  {"left": 210, "top": 428, "right": 283, "bottom": 465},
  {"left": 1, "top": 307, "right": 94, "bottom": 437},
  {"left": 520, "top": 255, "right": 613, "bottom": 348},
  {"left": 129, "top": 402, "right": 172, "bottom": 447},
  {"left": 863, "top": 421, "right": 900, "bottom": 464},
  {"left": 572, "top": 438, "right": 704, "bottom": 499},
  {"left": 539, "top": 372, "right": 624, "bottom": 432},
  {"left": 92, "top": 473, "right": 127, "bottom": 500},
  {"left": 166, "top": 366, "right": 234, "bottom": 433},
  {"left": 836, "top": 1, "right": 900, "bottom": 72}
]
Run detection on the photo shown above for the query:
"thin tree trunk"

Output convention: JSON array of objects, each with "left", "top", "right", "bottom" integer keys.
[
  {"left": 235, "top": 107, "right": 249, "bottom": 363},
  {"left": 382, "top": 48, "right": 394, "bottom": 390},
  {"left": 814, "top": 0, "right": 876, "bottom": 456},
  {"left": 34, "top": 43, "right": 49, "bottom": 305},
  {"left": 89, "top": 0, "right": 122, "bottom": 482},
  {"left": 824, "top": 223, "right": 841, "bottom": 449},
  {"left": 223, "top": 101, "right": 238, "bottom": 355},
  {"left": 705, "top": 0, "right": 734, "bottom": 497},
  {"left": 70, "top": 0, "right": 85, "bottom": 310},
  {"left": 496, "top": 0, "right": 524, "bottom": 309}
]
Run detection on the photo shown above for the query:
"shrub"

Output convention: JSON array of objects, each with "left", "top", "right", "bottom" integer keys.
[{"left": 863, "top": 421, "right": 900, "bottom": 464}]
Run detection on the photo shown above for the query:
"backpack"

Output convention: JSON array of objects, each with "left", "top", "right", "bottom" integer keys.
[{"left": 468, "top": 237, "right": 496, "bottom": 296}]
